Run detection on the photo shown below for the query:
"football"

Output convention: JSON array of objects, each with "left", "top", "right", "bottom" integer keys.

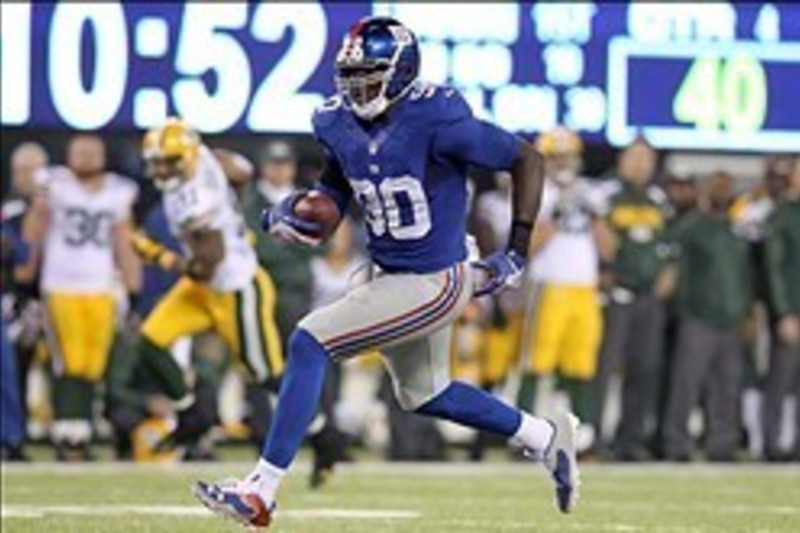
[{"left": 294, "top": 190, "right": 342, "bottom": 236}]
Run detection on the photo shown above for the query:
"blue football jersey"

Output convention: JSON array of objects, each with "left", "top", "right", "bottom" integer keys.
[{"left": 313, "top": 83, "right": 520, "bottom": 273}]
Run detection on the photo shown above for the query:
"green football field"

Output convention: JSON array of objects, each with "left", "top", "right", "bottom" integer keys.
[{"left": 2, "top": 460, "right": 799, "bottom": 532}]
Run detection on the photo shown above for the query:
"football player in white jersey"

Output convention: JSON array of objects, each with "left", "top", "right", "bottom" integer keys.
[
  {"left": 20, "top": 134, "right": 142, "bottom": 460},
  {"left": 516, "top": 128, "right": 616, "bottom": 452},
  {"left": 135, "top": 119, "right": 345, "bottom": 483},
  {"left": 135, "top": 118, "right": 283, "bottom": 413}
]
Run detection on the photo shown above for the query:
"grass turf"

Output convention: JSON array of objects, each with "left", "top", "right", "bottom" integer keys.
[{"left": 2, "top": 461, "right": 799, "bottom": 532}]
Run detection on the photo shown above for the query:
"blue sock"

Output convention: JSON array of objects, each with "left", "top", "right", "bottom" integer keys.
[
  {"left": 416, "top": 381, "right": 522, "bottom": 437},
  {"left": 262, "top": 329, "right": 328, "bottom": 468}
]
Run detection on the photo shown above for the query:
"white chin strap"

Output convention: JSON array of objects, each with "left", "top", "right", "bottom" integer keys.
[{"left": 352, "top": 94, "right": 391, "bottom": 120}]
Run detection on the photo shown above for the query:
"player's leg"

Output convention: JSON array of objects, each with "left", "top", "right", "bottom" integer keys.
[
  {"left": 481, "top": 307, "right": 523, "bottom": 389},
  {"left": 195, "top": 264, "right": 471, "bottom": 524},
  {"left": 663, "top": 318, "right": 715, "bottom": 460},
  {"left": 384, "top": 318, "right": 578, "bottom": 513},
  {"left": 615, "top": 294, "right": 665, "bottom": 460},
  {"left": 0, "top": 320, "right": 25, "bottom": 458},
  {"left": 704, "top": 331, "right": 743, "bottom": 461},
  {"left": 762, "top": 336, "right": 800, "bottom": 460},
  {"left": 218, "top": 269, "right": 282, "bottom": 447},
  {"left": 219, "top": 268, "right": 346, "bottom": 487},
  {"left": 586, "top": 300, "right": 631, "bottom": 451},
  {"left": 558, "top": 287, "right": 602, "bottom": 423},
  {"left": 472, "top": 307, "right": 518, "bottom": 460},
  {"left": 558, "top": 287, "right": 602, "bottom": 452},
  {"left": 139, "top": 278, "right": 213, "bottom": 405},
  {"left": 44, "top": 293, "right": 96, "bottom": 460},
  {"left": 196, "top": 263, "right": 575, "bottom": 524},
  {"left": 518, "top": 284, "right": 569, "bottom": 412},
  {"left": 82, "top": 294, "right": 116, "bottom": 381}
]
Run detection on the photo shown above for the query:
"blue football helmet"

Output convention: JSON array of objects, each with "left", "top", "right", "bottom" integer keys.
[{"left": 335, "top": 17, "right": 420, "bottom": 120}]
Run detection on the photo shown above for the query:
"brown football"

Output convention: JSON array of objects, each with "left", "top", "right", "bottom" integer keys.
[{"left": 294, "top": 190, "right": 342, "bottom": 235}]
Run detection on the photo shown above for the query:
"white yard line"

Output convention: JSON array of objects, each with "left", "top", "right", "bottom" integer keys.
[{"left": 1, "top": 504, "right": 420, "bottom": 520}]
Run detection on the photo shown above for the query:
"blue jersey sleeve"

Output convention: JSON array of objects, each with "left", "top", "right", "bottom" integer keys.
[
  {"left": 431, "top": 89, "right": 521, "bottom": 170},
  {"left": 312, "top": 97, "right": 353, "bottom": 214}
]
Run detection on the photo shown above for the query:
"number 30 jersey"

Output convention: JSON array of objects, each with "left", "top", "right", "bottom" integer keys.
[
  {"left": 161, "top": 145, "right": 257, "bottom": 292},
  {"left": 36, "top": 167, "right": 138, "bottom": 294},
  {"left": 313, "top": 83, "right": 521, "bottom": 274}
]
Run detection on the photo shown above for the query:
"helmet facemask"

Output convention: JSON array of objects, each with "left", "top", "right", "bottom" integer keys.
[
  {"left": 142, "top": 120, "right": 200, "bottom": 192},
  {"left": 145, "top": 154, "right": 188, "bottom": 192},
  {"left": 336, "top": 60, "right": 395, "bottom": 120}
]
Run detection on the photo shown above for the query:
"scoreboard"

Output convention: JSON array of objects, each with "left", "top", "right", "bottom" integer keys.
[{"left": 1, "top": 2, "right": 799, "bottom": 152}]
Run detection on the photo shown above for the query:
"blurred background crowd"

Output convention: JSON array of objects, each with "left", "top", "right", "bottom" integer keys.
[{"left": 2, "top": 127, "right": 798, "bottom": 465}]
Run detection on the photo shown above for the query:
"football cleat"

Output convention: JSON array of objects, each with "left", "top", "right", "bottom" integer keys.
[
  {"left": 541, "top": 411, "right": 581, "bottom": 514},
  {"left": 193, "top": 479, "right": 275, "bottom": 529}
]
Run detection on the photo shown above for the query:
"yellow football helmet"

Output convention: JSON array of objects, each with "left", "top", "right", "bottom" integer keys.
[
  {"left": 142, "top": 117, "right": 201, "bottom": 191},
  {"left": 535, "top": 126, "right": 583, "bottom": 156},
  {"left": 536, "top": 126, "right": 583, "bottom": 185}
]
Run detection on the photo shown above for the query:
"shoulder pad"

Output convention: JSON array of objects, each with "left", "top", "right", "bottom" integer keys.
[
  {"left": 312, "top": 95, "right": 348, "bottom": 149},
  {"left": 111, "top": 174, "right": 140, "bottom": 204},
  {"left": 312, "top": 95, "right": 346, "bottom": 137},
  {"left": 406, "top": 83, "right": 472, "bottom": 124}
]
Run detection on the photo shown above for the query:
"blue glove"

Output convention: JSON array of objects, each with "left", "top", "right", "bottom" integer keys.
[
  {"left": 260, "top": 191, "right": 322, "bottom": 245},
  {"left": 472, "top": 249, "right": 527, "bottom": 298}
]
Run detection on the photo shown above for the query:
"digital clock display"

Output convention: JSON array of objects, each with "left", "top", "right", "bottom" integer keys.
[{"left": 2, "top": 2, "right": 799, "bottom": 152}]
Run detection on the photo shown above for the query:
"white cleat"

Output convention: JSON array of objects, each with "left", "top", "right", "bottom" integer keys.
[
  {"left": 542, "top": 411, "right": 581, "bottom": 513},
  {"left": 193, "top": 478, "right": 275, "bottom": 529}
]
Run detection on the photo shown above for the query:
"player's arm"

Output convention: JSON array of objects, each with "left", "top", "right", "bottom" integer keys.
[
  {"left": 506, "top": 140, "right": 546, "bottom": 253},
  {"left": 434, "top": 105, "right": 545, "bottom": 295},
  {"left": 262, "top": 147, "right": 352, "bottom": 245},
  {"left": 180, "top": 222, "right": 225, "bottom": 282},
  {"left": 213, "top": 148, "right": 254, "bottom": 189},
  {"left": 15, "top": 183, "right": 50, "bottom": 284},
  {"left": 112, "top": 219, "right": 143, "bottom": 293},
  {"left": 592, "top": 219, "right": 618, "bottom": 263},
  {"left": 314, "top": 150, "right": 352, "bottom": 216},
  {"left": 530, "top": 220, "right": 557, "bottom": 256},
  {"left": 472, "top": 199, "right": 497, "bottom": 256},
  {"left": 132, "top": 231, "right": 183, "bottom": 272},
  {"left": 478, "top": 140, "right": 544, "bottom": 296},
  {"left": 763, "top": 210, "right": 800, "bottom": 344}
]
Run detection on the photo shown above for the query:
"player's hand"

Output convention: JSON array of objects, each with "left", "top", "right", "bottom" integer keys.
[
  {"left": 472, "top": 249, "right": 527, "bottom": 298},
  {"left": 261, "top": 191, "right": 323, "bottom": 246}
]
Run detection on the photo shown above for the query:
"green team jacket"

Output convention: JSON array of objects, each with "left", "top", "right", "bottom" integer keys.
[
  {"left": 763, "top": 198, "right": 800, "bottom": 317},
  {"left": 606, "top": 182, "right": 672, "bottom": 293},
  {"left": 671, "top": 210, "right": 751, "bottom": 327}
]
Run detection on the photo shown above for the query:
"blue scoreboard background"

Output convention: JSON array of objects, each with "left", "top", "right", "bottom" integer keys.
[{"left": 2, "top": 2, "right": 799, "bottom": 152}]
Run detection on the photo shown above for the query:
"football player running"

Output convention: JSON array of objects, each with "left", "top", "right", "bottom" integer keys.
[
  {"left": 135, "top": 120, "right": 345, "bottom": 482},
  {"left": 195, "top": 17, "right": 580, "bottom": 528}
]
